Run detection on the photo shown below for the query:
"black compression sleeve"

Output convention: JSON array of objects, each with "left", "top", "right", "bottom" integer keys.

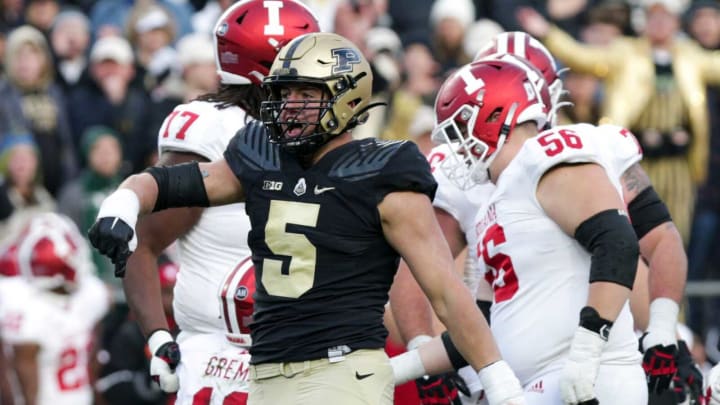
[
  {"left": 627, "top": 186, "right": 672, "bottom": 239},
  {"left": 574, "top": 209, "right": 639, "bottom": 289},
  {"left": 441, "top": 331, "right": 469, "bottom": 370},
  {"left": 145, "top": 163, "right": 210, "bottom": 212}
]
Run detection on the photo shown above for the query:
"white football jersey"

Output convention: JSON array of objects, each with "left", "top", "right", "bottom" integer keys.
[
  {"left": 0, "top": 275, "right": 109, "bottom": 405},
  {"left": 474, "top": 123, "right": 642, "bottom": 385},
  {"left": 157, "top": 101, "right": 253, "bottom": 333},
  {"left": 175, "top": 332, "right": 251, "bottom": 405},
  {"left": 428, "top": 143, "right": 495, "bottom": 299}
]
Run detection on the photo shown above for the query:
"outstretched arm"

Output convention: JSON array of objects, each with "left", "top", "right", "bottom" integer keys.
[
  {"left": 123, "top": 151, "right": 205, "bottom": 336},
  {"left": 89, "top": 159, "right": 243, "bottom": 285}
]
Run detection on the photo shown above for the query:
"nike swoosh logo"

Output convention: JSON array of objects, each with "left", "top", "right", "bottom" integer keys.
[
  {"left": 314, "top": 185, "right": 335, "bottom": 195},
  {"left": 355, "top": 371, "right": 374, "bottom": 380}
]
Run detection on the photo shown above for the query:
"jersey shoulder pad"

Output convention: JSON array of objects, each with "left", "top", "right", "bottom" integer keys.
[
  {"left": 330, "top": 139, "right": 437, "bottom": 201},
  {"left": 158, "top": 101, "right": 247, "bottom": 161},
  {"left": 521, "top": 124, "right": 602, "bottom": 184},
  {"left": 224, "top": 120, "right": 281, "bottom": 179},
  {"left": 594, "top": 124, "right": 643, "bottom": 174}
]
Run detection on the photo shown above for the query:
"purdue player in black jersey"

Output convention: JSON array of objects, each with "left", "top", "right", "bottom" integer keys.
[{"left": 87, "top": 32, "right": 526, "bottom": 405}]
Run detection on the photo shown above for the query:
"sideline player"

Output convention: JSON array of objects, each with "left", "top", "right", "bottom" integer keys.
[
  {"left": 0, "top": 213, "right": 110, "bottom": 405},
  {"left": 119, "top": 1, "right": 321, "bottom": 403},
  {"left": 88, "top": 32, "right": 527, "bottom": 405}
]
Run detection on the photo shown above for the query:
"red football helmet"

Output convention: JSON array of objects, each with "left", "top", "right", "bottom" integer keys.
[
  {"left": 432, "top": 60, "right": 548, "bottom": 186},
  {"left": 474, "top": 32, "right": 566, "bottom": 122},
  {"left": 214, "top": 0, "right": 321, "bottom": 85},
  {"left": 10, "top": 213, "right": 90, "bottom": 291},
  {"left": 218, "top": 256, "right": 256, "bottom": 347}
]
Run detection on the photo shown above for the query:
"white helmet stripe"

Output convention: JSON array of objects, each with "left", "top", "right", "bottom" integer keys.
[
  {"left": 514, "top": 33, "right": 526, "bottom": 59},
  {"left": 219, "top": 256, "right": 254, "bottom": 335},
  {"left": 496, "top": 32, "right": 509, "bottom": 54}
]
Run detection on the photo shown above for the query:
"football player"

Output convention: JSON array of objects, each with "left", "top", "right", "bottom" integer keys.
[
  {"left": 186, "top": 256, "right": 255, "bottom": 404},
  {"left": 437, "top": 59, "right": 645, "bottom": 404},
  {"left": 88, "top": 32, "right": 527, "bottom": 405},
  {"left": 393, "top": 31, "right": 693, "bottom": 403},
  {"left": 117, "top": 1, "right": 320, "bottom": 403},
  {"left": 0, "top": 213, "right": 110, "bottom": 405}
]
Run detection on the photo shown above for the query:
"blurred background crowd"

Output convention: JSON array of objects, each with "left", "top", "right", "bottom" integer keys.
[{"left": 0, "top": 0, "right": 718, "bottom": 404}]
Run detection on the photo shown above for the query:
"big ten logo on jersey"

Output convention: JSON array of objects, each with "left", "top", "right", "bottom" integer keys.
[
  {"left": 204, "top": 353, "right": 250, "bottom": 382},
  {"left": 476, "top": 204, "right": 519, "bottom": 303},
  {"left": 262, "top": 180, "right": 283, "bottom": 191}
]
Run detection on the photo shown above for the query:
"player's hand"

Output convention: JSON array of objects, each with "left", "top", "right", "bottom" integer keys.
[
  {"left": 148, "top": 330, "right": 181, "bottom": 393},
  {"left": 707, "top": 363, "right": 720, "bottom": 405},
  {"left": 415, "top": 371, "right": 470, "bottom": 405},
  {"left": 640, "top": 332, "right": 678, "bottom": 394},
  {"left": 87, "top": 189, "right": 140, "bottom": 277},
  {"left": 477, "top": 360, "right": 526, "bottom": 405},
  {"left": 560, "top": 326, "right": 605, "bottom": 405},
  {"left": 672, "top": 340, "right": 704, "bottom": 404}
]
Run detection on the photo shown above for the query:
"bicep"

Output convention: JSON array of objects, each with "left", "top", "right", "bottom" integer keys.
[
  {"left": 199, "top": 159, "right": 244, "bottom": 205},
  {"left": 380, "top": 191, "right": 455, "bottom": 300},
  {"left": 537, "top": 163, "right": 626, "bottom": 235}
]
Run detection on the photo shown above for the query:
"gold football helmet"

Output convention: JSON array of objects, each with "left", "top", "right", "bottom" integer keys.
[{"left": 261, "top": 32, "right": 374, "bottom": 154}]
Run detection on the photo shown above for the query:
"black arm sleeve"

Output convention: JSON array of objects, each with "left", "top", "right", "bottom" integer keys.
[
  {"left": 574, "top": 209, "right": 639, "bottom": 289},
  {"left": 627, "top": 186, "right": 672, "bottom": 239},
  {"left": 145, "top": 162, "right": 210, "bottom": 212}
]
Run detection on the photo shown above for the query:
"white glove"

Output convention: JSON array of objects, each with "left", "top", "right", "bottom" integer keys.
[
  {"left": 477, "top": 360, "right": 526, "bottom": 405},
  {"left": 148, "top": 330, "right": 181, "bottom": 393},
  {"left": 88, "top": 189, "right": 140, "bottom": 277},
  {"left": 560, "top": 326, "right": 605, "bottom": 404},
  {"left": 708, "top": 363, "right": 720, "bottom": 405}
]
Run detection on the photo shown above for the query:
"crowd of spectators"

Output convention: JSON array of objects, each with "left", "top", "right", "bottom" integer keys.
[{"left": 0, "top": 0, "right": 719, "bottom": 403}]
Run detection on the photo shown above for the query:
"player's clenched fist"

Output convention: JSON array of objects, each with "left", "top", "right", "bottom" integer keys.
[
  {"left": 87, "top": 189, "right": 140, "bottom": 277},
  {"left": 148, "top": 330, "right": 181, "bottom": 393}
]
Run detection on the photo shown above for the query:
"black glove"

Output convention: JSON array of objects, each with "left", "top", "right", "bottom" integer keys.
[
  {"left": 415, "top": 371, "right": 470, "bottom": 405},
  {"left": 88, "top": 217, "right": 135, "bottom": 277},
  {"left": 673, "top": 340, "right": 704, "bottom": 404},
  {"left": 640, "top": 332, "right": 678, "bottom": 394}
]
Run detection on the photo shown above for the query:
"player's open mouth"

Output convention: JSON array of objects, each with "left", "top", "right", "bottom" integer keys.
[{"left": 286, "top": 121, "right": 304, "bottom": 137}]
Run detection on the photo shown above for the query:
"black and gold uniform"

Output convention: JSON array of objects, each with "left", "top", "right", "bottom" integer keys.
[{"left": 224, "top": 120, "right": 437, "bottom": 364}]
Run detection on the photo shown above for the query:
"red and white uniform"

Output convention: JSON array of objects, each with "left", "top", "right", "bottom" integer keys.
[
  {"left": 0, "top": 275, "right": 108, "bottom": 405},
  {"left": 174, "top": 257, "right": 255, "bottom": 405},
  {"left": 428, "top": 143, "right": 495, "bottom": 300},
  {"left": 475, "top": 123, "right": 645, "bottom": 403},
  {"left": 157, "top": 100, "right": 253, "bottom": 403},
  {"left": 158, "top": 100, "right": 252, "bottom": 334}
]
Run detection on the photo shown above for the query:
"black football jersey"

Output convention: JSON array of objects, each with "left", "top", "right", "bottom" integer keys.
[{"left": 224, "top": 121, "right": 437, "bottom": 364}]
